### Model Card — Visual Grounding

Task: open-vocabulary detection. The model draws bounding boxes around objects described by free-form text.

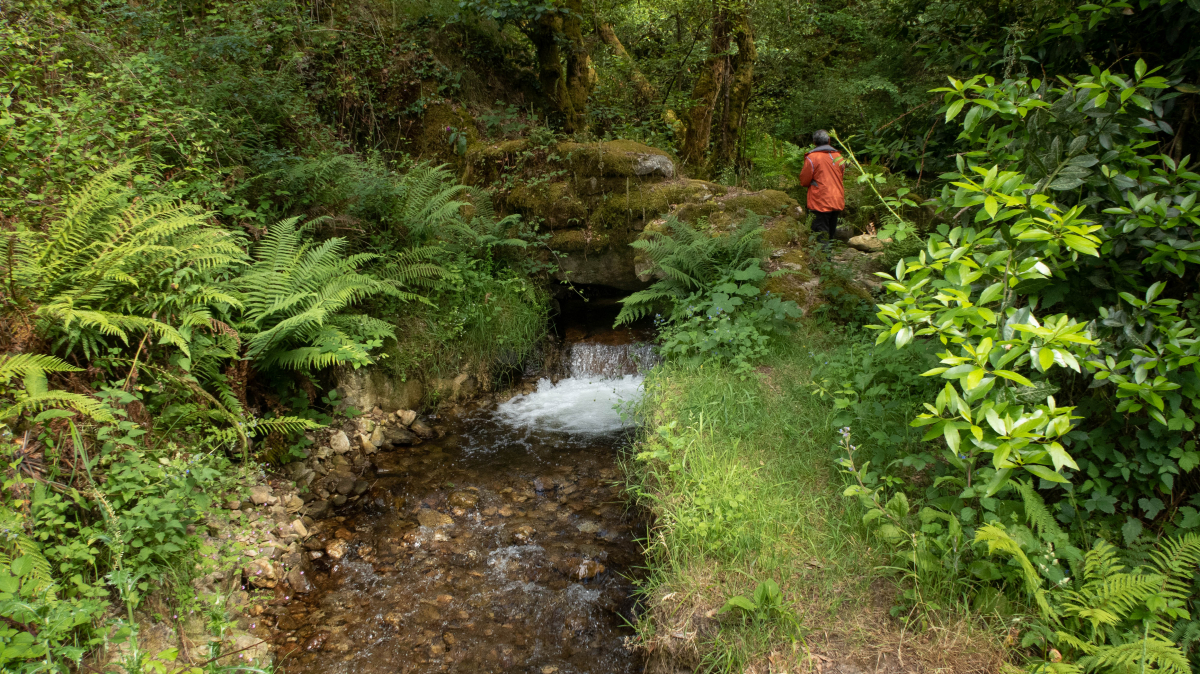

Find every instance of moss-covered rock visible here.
[508,181,588,229]
[558,140,676,179]
[414,103,478,164]
[455,132,806,291]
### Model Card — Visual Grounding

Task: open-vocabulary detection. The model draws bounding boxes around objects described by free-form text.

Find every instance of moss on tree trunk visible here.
[596,20,655,103]
[526,0,594,134]
[713,10,755,171]
[680,0,755,175]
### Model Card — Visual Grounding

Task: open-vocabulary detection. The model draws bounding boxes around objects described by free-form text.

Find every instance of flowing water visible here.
[271,340,656,674]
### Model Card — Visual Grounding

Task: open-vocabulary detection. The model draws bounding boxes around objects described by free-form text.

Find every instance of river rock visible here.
[533,476,558,492]
[410,419,435,439]
[512,525,536,544]
[369,426,385,447]
[848,233,888,253]
[245,558,281,588]
[290,519,308,537]
[325,539,348,561]
[384,425,418,446]
[220,634,271,666]
[335,477,355,495]
[397,409,417,426]
[248,485,273,506]
[553,556,605,580]
[418,509,453,528]
[285,495,304,513]
[304,631,330,651]
[332,494,347,506]
[330,431,351,454]
[359,434,375,452]
[287,567,313,594]
[448,491,479,509]
[304,500,330,518]
[374,454,407,475]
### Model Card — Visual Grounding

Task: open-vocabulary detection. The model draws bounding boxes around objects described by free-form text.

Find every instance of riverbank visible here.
[626,325,1009,673]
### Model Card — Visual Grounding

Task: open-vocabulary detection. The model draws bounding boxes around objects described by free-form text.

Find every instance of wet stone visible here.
[324,539,347,561]
[418,509,453,528]
[304,500,330,518]
[448,491,479,509]
[336,477,355,495]
[512,525,536,544]
[553,556,606,581]
[384,426,418,446]
[287,568,313,594]
[353,480,370,495]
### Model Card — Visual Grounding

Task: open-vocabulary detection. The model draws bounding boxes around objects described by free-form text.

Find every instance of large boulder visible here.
[335,368,423,414]
[463,139,800,290]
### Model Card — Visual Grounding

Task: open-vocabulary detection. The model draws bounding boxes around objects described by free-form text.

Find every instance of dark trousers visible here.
[811,210,841,246]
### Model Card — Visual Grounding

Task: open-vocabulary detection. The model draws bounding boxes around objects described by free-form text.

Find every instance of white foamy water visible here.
[494,375,643,435]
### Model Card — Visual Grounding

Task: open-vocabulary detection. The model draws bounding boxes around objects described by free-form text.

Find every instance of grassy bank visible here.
[626,324,1008,673]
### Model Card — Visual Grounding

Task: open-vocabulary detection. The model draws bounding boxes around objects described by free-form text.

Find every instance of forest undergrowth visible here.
[2,0,1198,672]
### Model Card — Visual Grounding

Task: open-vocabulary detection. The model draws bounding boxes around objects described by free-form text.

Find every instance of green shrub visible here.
[617,215,802,372]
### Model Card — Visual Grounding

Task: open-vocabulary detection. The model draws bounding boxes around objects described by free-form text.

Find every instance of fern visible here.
[0,353,80,384]
[0,353,113,422]
[273,156,468,244]
[5,162,246,360]
[615,214,768,325]
[237,217,402,372]
[392,163,471,242]
[994,534,1200,674]
[975,523,1054,619]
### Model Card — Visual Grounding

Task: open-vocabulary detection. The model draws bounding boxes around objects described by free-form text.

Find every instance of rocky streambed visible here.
[264,365,649,674]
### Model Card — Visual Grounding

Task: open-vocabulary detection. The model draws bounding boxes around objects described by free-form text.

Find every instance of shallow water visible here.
[272,361,649,674]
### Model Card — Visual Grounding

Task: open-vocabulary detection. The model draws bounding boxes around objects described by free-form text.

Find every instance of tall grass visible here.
[625,324,1008,672]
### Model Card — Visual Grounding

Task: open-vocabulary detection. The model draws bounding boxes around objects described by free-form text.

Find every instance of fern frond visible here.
[1,388,116,423]
[0,353,81,384]
[9,534,58,600]
[1077,639,1191,674]
[975,523,1053,618]
[11,163,245,360]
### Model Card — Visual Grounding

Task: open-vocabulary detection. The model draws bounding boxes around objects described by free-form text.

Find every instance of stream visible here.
[270,335,655,674]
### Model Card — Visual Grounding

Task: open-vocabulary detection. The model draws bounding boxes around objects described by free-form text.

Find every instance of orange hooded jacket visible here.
[799,146,846,212]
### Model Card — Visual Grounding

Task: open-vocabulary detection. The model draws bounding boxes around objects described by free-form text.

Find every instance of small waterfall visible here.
[567,341,660,378]
[494,341,659,435]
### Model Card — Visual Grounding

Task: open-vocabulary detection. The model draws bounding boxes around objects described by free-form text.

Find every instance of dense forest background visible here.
[2,0,1199,671]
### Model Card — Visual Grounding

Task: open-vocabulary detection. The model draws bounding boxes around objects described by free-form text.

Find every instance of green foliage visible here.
[0,354,112,423]
[826,53,1199,665]
[237,217,408,372]
[4,163,246,361]
[0,543,107,672]
[983,531,1200,674]
[617,215,801,371]
[718,579,805,639]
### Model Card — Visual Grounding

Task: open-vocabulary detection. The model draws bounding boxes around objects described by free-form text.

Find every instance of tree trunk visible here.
[713,10,755,170]
[529,14,568,122]
[679,0,754,174]
[680,3,729,169]
[596,20,656,103]
[561,0,595,133]
[526,0,594,134]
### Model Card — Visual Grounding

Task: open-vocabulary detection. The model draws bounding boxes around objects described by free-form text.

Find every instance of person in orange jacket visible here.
[798,129,845,251]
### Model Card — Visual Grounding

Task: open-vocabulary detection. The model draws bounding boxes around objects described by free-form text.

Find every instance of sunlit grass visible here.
[624,324,1008,672]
